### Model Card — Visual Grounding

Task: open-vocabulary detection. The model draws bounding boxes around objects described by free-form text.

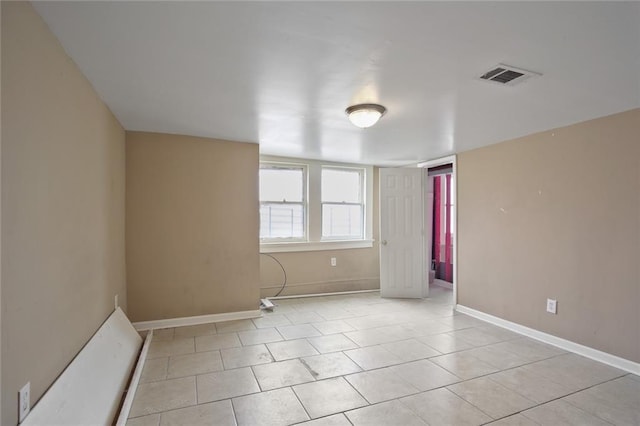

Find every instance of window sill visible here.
[260,239,375,253]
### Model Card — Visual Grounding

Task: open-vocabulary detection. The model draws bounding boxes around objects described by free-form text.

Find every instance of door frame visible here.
[417,155,457,305]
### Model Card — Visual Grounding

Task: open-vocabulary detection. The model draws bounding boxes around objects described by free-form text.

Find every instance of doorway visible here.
[378,156,457,305]
[419,156,456,305]
[430,165,454,282]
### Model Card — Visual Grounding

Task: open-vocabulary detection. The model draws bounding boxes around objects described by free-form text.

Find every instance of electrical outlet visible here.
[19,382,30,423]
[546,298,557,314]
[115,294,119,309]
[330,257,337,267]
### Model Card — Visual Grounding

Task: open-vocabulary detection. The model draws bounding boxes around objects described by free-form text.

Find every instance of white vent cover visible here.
[479,64,541,86]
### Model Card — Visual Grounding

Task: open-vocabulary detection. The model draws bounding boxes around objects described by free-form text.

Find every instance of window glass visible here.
[260,168,303,202]
[322,204,363,238]
[322,168,363,239]
[260,165,305,240]
[260,204,304,239]
[321,169,360,203]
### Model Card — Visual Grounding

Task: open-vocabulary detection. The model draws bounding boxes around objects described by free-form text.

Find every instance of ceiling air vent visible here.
[479,64,541,86]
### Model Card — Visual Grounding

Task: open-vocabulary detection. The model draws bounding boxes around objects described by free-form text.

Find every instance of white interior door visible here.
[379,168,426,298]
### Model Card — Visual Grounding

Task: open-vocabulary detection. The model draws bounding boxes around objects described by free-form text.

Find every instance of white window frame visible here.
[259,162,308,243]
[260,156,374,253]
[321,166,365,241]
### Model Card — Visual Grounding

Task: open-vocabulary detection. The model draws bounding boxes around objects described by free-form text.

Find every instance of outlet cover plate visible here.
[330,257,337,267]
[19,382,30,422]
[546,299,557,314]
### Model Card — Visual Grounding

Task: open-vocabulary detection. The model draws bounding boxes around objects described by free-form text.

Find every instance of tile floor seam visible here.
[198,375,263,406]
[487,339,567,360]
[193,366,200,408]
[261,339,279,365]
[476,373,628,426]
[546,374,632,416]
[525,359,627,389]
[431,349,583,391]
[273,326,286,342]
[234,363,461,404]
[219,351,229,370]
[445,352,620,423]
[460,349,555,372]
[160,357,169,382]
[446,386,514,422]
[437,334,523,353]
[559,397,619,426]
[248,364,264,393]
[348,371,425,405]
[289,384,313,422]
[229,397,240,426]
[301,337,316,353]
[519,402,617,426]
[340,373,377,407]
[309,323,322,335]
[342,333,360,348]
[133,398,220,421]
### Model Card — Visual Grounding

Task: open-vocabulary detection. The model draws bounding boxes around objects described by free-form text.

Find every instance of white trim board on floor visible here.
[456,304,640,375]
[23,308,142,425]
[132,309,262,331]
[269,289,379,300]
[116,330,153,425]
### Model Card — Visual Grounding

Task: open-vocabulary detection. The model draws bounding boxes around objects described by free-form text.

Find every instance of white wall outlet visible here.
[114,294,119,309]
[330,257,337,267]
[19,382,30,423]
[546,298,557,314]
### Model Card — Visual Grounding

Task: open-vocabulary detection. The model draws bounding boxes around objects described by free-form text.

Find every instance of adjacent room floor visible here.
[127,291,639,425]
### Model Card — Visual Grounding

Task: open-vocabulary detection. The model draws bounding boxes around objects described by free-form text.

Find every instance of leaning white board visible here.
[23,307,142,425]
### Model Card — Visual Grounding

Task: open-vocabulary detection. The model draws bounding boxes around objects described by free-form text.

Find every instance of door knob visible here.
[381,240,388,245]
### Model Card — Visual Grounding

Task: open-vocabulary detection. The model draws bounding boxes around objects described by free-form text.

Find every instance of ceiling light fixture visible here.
[345,103,387,128]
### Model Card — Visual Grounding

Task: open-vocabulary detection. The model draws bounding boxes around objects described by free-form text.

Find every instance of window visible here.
[321,167,364,239]
[259,164,306,241]
[260,157,373,252]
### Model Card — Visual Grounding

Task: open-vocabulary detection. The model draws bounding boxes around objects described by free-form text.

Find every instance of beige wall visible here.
[126,132,260,322]
[1,3,126,425]
[260,248,379,297]
[260,168,380,297]
[458,108,640,363]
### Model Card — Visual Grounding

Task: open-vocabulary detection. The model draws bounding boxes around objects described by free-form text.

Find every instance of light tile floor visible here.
[128,287,640,425]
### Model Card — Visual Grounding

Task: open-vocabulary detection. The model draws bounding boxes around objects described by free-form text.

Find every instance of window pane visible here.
[260,168,303,202]
[322,204,362,238]
[322,169,360,203]
[260,203,304,239]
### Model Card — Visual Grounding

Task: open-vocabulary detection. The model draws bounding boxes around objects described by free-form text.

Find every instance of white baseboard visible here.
[270,289,379,300]
[455,304,640,375]
[116,329,153,425]
[132,309,262,331]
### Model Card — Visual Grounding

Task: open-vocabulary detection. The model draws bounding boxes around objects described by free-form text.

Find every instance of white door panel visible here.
[379,168,425,298]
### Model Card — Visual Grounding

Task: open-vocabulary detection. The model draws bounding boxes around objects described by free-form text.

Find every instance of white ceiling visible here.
[33,1,640,166]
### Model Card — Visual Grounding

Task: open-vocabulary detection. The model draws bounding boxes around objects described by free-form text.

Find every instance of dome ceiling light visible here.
[345,103,387,128]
